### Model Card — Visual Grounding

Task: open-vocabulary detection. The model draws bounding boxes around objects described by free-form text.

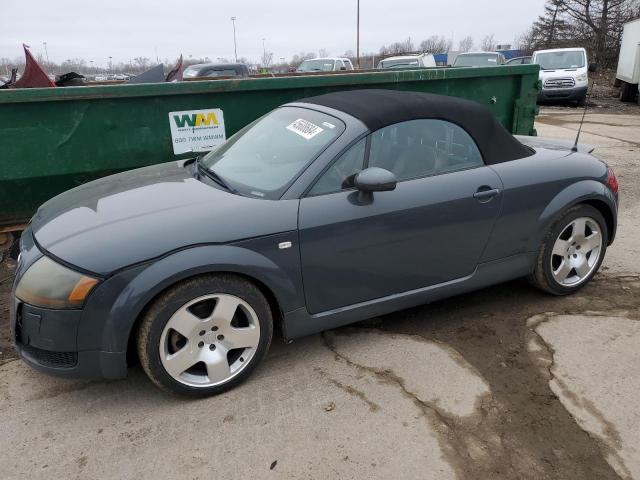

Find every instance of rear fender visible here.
[532,180,617,251]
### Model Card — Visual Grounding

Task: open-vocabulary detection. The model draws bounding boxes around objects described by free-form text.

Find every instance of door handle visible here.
[473,188,500,202]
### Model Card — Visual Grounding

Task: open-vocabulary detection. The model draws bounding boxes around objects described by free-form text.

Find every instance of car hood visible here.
[31,161,298,275]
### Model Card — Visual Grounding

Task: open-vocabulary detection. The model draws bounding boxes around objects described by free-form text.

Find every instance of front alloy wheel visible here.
[160,294,261,387]
[137,274,273,396]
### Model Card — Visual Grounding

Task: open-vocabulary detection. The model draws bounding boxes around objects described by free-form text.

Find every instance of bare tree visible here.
[480,34,497,51]
[261,51,274,67]
[318,48,330,58]
[291,52,316,66]
[458,36,474,52]
[379,37,414,56]
[419,35,453,53]
[560,0,635,66]
[524,0,640,67]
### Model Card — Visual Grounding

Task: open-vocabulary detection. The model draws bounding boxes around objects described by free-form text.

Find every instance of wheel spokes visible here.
[166,306,203,338]
[164,346,199,378]
[552,238,570,257]
[224,325,260,350]
[572,218,587,243]
[581,231,602,254]
[211,295,241,325]
[204,350,231,383]
[553,259,573,283]
[575,259,591,278]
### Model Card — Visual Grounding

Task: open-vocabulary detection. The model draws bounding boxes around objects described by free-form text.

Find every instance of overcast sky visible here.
[2,0,545,66]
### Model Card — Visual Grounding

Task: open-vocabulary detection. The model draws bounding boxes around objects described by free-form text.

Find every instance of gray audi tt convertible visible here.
[11,90,618,396]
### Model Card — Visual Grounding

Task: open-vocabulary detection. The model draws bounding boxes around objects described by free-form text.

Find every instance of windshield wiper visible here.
[196,156,236,193]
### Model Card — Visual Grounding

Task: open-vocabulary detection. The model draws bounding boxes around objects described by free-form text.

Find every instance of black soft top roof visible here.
[299,89,533,164]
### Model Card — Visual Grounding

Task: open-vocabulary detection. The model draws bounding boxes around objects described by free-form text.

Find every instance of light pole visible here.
[108,56,113,73]
[43,41,50,64]
[356,0,360,69]
[262,38,266,65]
[90,60,94,73]
[230,17,238,62]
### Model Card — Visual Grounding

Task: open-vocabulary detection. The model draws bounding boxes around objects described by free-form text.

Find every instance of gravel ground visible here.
[1,106,639,480]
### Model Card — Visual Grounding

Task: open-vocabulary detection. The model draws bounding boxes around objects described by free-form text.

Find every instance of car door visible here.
[298,119,503,314]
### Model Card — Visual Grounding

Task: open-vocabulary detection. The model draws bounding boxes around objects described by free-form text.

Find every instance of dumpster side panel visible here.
[0,65,539,226]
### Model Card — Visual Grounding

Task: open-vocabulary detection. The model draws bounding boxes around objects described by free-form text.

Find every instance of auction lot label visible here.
[169,108,226,154]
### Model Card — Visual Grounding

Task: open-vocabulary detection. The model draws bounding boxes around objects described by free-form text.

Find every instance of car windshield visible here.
[183,66,200,78]
[297,59,335,72]
[535,51,585,70]
[200,107,344,199]
[454,54,499,67]
[379,58,419,68]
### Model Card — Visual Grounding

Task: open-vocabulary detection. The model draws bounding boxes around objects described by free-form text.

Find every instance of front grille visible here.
[21,344,77,368]
[544,77,575,89]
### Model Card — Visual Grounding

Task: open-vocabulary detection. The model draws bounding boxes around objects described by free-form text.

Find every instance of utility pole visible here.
[356,0,360,69]
[108,56,113,73]
[231,17,238,62]
[262,38,266,65]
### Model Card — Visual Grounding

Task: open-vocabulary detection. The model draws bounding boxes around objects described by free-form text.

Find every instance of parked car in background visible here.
[453,52,506,67]
[532,47,594,106]
[505,56,532,65]
[377,53,436,69]
[296,58,354,72]
[183,63,250,79]
[616,18,640,103]
[11,89,618,397]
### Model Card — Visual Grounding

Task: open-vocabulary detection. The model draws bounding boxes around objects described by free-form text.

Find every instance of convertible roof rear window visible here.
[299,89,533,165]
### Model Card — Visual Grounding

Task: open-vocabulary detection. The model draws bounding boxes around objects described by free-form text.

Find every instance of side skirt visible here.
[282,252,537,340]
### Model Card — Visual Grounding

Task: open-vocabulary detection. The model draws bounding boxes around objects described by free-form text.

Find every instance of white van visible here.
[532,47,593,106]
[377,53,436,69]
[616,18,640,103]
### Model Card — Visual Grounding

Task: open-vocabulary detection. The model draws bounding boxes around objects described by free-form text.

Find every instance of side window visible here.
[334,59,344,70]
[308,138,366,196]
[368,119,483,181]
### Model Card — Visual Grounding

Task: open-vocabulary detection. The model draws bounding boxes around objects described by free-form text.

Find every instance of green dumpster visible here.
[0,65,540,231]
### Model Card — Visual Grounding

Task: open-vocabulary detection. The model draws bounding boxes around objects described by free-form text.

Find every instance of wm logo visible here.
[173,112,219,128]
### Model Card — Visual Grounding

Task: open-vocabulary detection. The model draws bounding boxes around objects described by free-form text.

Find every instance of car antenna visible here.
[571,81,596,153]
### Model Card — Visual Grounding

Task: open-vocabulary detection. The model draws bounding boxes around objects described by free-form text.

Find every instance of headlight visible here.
[15,256,99,309]
[576,73,588,82]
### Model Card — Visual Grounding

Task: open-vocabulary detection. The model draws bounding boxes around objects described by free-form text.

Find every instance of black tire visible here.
[529,204,608,295]
[137,274,273,397]
[619,82,637,102]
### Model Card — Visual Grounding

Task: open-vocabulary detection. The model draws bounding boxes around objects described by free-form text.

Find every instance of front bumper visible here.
[10,226,128,380]
[10,297,128,379]
[538,85,587,102]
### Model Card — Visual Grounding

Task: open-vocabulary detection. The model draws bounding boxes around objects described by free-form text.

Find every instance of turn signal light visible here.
[606,167,618,196]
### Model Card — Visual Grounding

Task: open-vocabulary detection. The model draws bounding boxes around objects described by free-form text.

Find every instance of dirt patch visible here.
[341,274,640,479]
[0,259,17,366]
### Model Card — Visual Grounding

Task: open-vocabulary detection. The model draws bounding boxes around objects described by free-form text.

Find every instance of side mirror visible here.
[354,167,397,192]
[588,63,597,73]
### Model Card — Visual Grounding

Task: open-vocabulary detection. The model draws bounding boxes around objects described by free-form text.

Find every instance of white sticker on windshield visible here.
[322,121,336,129]
[286,118,324,140]
[488,58,497,62]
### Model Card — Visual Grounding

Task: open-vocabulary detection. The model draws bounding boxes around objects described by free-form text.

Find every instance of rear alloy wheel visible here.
[529,204,607,295]
[137,275,273,396]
